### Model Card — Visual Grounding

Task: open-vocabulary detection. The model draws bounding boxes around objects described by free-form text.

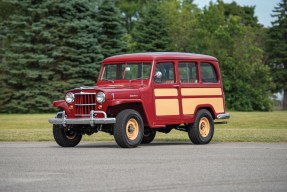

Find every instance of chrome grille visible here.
[74,93,96,116]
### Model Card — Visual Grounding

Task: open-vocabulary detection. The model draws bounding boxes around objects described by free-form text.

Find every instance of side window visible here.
[154,62,175,84]
[201,63,218,83]
[179,62,198,83]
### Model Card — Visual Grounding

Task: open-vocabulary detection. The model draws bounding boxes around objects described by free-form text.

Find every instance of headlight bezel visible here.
[65,92,75,104]
[96,92,106,103]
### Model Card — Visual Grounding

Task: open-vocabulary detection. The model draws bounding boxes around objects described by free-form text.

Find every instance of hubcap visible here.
[126,118,139,140]
[199,117,210,138]
[64,128,77,140]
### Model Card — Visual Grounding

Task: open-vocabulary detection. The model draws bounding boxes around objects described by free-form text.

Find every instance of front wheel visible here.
[53,124,82,147]
[187,109,214,144]
[114,109,144,148]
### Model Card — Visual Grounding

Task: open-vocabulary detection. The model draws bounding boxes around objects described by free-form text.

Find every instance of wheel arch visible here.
[194,104,216,120]
[107,102,149,126]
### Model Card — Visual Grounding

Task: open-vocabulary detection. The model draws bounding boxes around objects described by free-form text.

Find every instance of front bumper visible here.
[216,113,230,119]
[48,111,116,127]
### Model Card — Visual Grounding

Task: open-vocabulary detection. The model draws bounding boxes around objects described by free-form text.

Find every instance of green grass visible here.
[0,112,286,142]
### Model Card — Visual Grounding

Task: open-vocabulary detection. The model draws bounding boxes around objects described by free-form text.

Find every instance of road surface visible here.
[0,142,286,192]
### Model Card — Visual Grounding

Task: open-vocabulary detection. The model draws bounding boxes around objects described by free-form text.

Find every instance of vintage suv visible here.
[49,52,229,148]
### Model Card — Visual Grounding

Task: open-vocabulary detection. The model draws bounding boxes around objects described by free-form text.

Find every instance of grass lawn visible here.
[0,111,286,142]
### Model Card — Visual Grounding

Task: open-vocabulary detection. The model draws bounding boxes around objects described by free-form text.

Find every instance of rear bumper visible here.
[48,111,116,127]
[216,113,230,119]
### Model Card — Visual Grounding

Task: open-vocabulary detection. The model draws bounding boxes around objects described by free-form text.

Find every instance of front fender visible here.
[53,100,70,115]
[53,100,68,108]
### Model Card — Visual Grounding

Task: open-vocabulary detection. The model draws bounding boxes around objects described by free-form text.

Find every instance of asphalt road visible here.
[0,142,286,192]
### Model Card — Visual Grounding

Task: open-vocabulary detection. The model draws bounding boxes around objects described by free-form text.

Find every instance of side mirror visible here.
[154,71,162,79]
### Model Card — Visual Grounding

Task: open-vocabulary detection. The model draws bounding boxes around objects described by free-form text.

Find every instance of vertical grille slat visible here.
[74,93,97,116]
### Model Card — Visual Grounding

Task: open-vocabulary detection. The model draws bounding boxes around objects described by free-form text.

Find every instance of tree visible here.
[132,1,171,52]
[116,0,151,33]
[160,0,200,52]
[0,0,102,113]
[97,0,127,58]
[222,1,260,27]
[266,0,287,110]
[198,1,273,111]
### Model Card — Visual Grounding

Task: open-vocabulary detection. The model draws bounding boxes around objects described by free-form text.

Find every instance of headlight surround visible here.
[65,92,75,104]
[96,92,106,103]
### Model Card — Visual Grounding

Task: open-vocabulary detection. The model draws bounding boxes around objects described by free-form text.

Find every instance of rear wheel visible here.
[187,109,214,144]
[114,109,144,148]
[141,129,156,144]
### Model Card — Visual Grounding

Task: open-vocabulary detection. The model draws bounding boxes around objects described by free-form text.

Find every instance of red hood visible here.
[67,86,141,100]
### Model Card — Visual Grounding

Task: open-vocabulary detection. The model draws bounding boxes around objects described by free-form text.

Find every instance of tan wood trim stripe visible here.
[182,98,224,114]
[154,88,178,96]
[155,99,179,115]
[181,88,222,96]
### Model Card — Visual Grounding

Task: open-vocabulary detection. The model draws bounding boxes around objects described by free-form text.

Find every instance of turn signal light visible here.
[68,105,74,111]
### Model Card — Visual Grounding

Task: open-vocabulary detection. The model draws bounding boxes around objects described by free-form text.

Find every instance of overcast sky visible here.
[193,0,281,27]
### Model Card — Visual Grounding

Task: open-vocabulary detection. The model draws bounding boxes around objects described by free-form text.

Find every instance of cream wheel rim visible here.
[199,117,210,138]
[126,118,139,140]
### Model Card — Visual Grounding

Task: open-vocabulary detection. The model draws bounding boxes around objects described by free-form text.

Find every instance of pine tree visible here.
[0,0,102,113]
[97,0,127,58]
[132,1,171,52]
[267,0,287,110]
[116,0,152,33]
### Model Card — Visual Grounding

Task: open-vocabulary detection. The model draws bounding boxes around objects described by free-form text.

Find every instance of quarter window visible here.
[201,63,218,83]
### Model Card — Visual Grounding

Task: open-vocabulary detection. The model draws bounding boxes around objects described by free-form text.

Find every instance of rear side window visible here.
[178,62,198,83]
[201,63,218,83]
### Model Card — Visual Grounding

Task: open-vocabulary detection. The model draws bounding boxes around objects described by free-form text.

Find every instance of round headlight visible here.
[96,92,106,103]
[65,92,75,104]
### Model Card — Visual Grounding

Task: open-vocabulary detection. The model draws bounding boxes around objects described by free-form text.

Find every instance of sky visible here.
[193,0,281,27]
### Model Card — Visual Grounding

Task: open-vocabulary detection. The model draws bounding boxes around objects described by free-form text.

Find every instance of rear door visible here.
[179,61,224,122]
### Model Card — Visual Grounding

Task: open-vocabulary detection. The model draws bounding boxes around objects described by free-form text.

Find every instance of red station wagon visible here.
[49,52,230,148]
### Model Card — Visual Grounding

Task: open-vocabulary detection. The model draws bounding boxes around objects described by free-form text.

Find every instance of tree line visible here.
[0,0,286,113]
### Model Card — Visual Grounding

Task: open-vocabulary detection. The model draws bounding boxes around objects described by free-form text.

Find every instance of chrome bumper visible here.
[48,111,116,127]
[216,113,230,119]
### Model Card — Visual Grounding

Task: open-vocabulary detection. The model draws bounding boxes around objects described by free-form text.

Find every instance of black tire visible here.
[53,124,82,147]
[187,109,214,144]
[141,128,156,144]
[114,109,144,148]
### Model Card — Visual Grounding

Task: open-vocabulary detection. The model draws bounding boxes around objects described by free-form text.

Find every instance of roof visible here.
[102,52,218,63]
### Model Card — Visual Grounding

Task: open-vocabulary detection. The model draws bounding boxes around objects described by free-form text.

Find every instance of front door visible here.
[153,61,181,124]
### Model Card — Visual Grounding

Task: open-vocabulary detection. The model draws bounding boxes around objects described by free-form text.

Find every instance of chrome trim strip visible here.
[75,103,97,106]
[75,86,96,90]
[216,113,230,119]
[74,92,97,95]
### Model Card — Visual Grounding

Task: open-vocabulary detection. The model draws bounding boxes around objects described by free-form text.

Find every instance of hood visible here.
[68,86,141,100]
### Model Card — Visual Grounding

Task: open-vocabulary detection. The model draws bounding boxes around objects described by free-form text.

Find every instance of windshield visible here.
[101,63,152,81]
